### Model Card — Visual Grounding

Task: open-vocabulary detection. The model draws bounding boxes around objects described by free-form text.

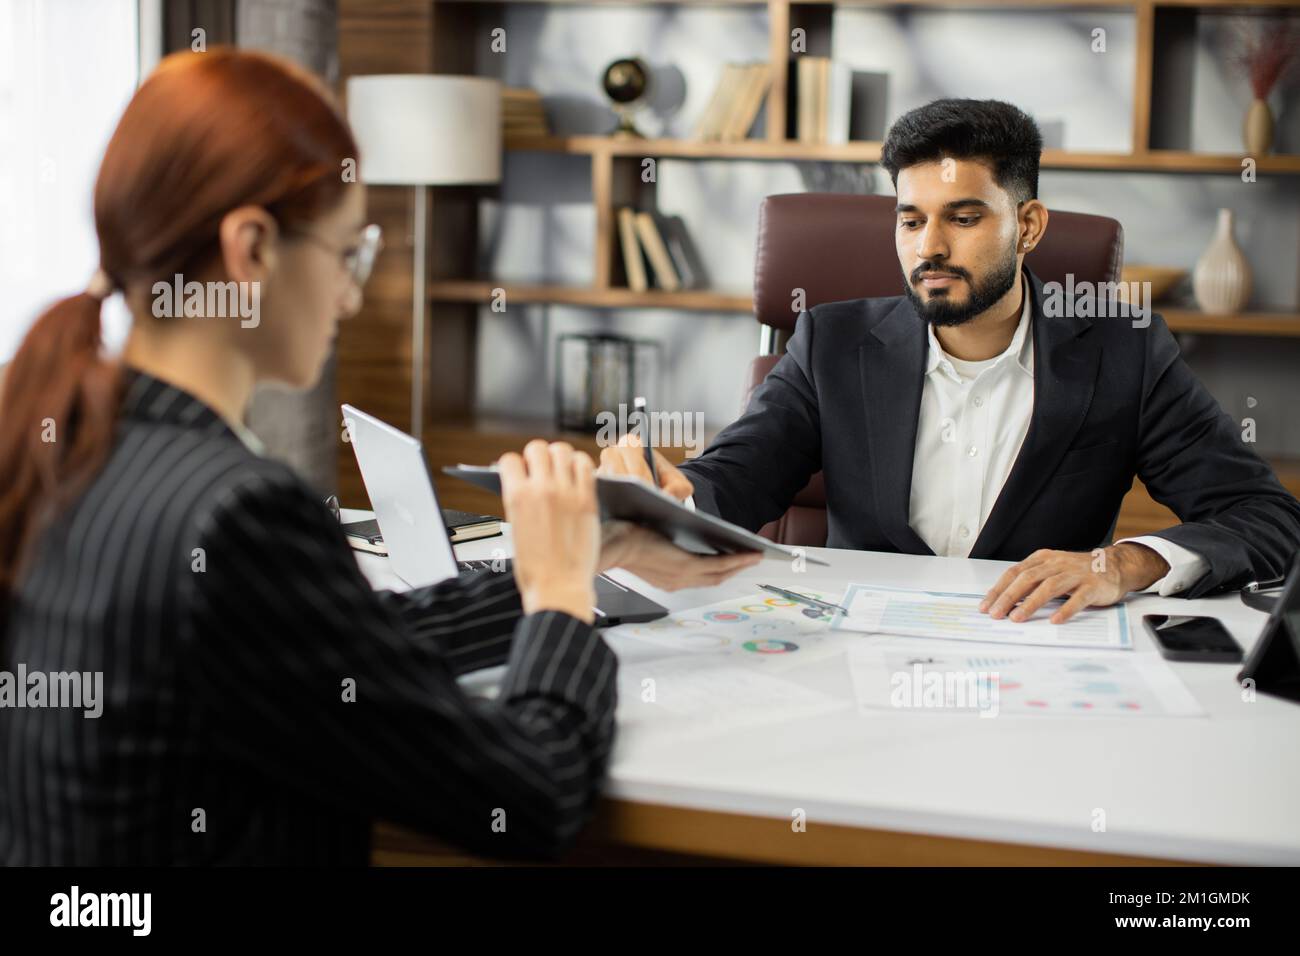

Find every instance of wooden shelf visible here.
[507,135,1300,174]
[1162,308,1300,336]
[508,134,883,162]
[428,280,754,313]
[430,281,1300,335]
[1048,150,1300,174]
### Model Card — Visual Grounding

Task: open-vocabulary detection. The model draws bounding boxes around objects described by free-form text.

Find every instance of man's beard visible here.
[902,248,1019,328]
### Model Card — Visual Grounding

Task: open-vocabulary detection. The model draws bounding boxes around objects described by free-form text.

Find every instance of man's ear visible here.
[218,206,279,286]
[1019,199,1049,253]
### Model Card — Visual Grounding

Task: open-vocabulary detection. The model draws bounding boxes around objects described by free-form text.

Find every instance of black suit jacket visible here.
[680,270,1300,598]
[1,370,616,865]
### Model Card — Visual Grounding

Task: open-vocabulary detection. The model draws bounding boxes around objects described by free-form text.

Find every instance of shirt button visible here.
[967,445,978,457]
[959,525,971,538]
[973,396,984,407]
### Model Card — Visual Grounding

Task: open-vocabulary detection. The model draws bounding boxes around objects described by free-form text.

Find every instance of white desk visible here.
[347,513,1299,865]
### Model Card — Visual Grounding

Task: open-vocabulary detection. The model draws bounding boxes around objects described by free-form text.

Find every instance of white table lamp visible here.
[347,74,502,436]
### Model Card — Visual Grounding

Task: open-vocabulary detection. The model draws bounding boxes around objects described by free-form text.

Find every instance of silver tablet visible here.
[444,465,829,567]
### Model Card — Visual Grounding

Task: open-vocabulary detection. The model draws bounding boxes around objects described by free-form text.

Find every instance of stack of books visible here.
[616,209,705,293]
[791,57,852,145]
[691,62,773,142]
[502,87,549,139]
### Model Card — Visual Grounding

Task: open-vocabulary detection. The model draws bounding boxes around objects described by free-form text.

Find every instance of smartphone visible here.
[1143,614,1243,663]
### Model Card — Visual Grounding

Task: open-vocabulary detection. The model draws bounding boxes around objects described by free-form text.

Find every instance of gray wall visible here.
[237,0,340,493]
[471,4,1299,458]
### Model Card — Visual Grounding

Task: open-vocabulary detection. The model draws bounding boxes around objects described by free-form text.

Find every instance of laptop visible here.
[341,404,667,627]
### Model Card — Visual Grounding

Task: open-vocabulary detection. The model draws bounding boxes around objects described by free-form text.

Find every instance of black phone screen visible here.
[1143,615,1243,662]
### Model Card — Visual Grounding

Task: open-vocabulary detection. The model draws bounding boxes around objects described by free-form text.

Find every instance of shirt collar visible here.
[227,418,267,456]
[120,367,264,455]
[924,273,1034,380]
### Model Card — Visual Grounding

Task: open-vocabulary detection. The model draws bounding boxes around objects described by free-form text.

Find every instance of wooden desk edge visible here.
[372,799,1203,866]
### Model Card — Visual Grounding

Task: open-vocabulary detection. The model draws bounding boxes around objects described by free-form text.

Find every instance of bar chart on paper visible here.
[831,584,1131,650]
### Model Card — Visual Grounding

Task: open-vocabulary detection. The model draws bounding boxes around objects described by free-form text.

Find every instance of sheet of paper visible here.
[846,643,1202,718]
[617,654,850,738]
[830,583,1131,650]
[605,591,849,671]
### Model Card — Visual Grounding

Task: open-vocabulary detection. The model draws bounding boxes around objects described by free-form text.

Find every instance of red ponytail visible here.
[0,292,120,600]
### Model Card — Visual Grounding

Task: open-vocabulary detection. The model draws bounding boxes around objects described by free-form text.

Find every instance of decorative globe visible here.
[603,58,647,104]
[602,57,649,137]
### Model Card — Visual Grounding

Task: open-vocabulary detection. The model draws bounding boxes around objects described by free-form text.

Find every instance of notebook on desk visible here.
[442,509,502,543]
[342,509,501,555]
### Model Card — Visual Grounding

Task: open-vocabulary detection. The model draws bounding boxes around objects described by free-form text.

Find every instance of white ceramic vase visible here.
[1192,208,1252,315]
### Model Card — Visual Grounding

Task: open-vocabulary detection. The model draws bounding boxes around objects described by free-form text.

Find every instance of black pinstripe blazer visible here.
[1,369,617,865]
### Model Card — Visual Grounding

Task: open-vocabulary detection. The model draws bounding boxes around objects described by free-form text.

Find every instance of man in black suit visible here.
[601,99,1300,624]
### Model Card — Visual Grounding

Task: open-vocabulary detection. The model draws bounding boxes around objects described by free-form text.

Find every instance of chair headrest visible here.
[753,192,1124,331]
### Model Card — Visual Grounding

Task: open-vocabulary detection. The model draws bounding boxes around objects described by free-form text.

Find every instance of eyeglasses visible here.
[290,223,383,288]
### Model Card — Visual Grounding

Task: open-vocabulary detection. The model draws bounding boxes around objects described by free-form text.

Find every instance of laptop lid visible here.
[341,404,458,588]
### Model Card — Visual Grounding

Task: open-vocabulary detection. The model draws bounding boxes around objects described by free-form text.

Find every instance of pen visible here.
[758,583,849,618]
[633,395,659,488]
[1243,577,1285,592]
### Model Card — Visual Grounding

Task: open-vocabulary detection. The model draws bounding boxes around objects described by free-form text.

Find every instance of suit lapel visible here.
[859,297,934,555]
[970,270,1102,559]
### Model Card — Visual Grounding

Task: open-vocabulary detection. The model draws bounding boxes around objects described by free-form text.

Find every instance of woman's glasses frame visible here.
[288,222,383,289]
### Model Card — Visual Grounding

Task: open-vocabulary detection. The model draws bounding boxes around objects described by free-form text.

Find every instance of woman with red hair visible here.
[0,49,756,865]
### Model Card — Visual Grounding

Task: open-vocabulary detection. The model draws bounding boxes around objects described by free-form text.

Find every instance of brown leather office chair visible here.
[747,192,1125,546]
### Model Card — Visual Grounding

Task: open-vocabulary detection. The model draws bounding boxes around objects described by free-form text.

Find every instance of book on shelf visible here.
[617,208,702,292]
[692,63,739,141]
[634,211,681,292]
[693,61,772,142]
[721,63,772,142]
[617,207,649,292]
[791,56,852,146]
[655,213,707,290]
[794,56,814,143]
[824,61,852,145]
[502,86,549,138]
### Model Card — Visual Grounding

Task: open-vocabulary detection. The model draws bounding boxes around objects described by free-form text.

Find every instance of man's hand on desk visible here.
[598,520,761,591]
[979,543,1171,625]
[598,433,694,501]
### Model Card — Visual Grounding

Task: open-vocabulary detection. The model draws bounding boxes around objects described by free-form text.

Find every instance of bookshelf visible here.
[337,0,1300,515]
[427,280,1300,338]
[506,133,1300,172]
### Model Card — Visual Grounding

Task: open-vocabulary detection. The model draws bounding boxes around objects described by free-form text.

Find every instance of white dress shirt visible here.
[687,275,1209,595]
[908,275,1207,595]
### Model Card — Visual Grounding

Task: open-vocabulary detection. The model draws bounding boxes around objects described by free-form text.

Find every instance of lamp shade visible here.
[346,75,502,185]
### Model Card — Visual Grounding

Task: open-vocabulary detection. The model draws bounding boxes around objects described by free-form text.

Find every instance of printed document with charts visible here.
[830,583,1131,650]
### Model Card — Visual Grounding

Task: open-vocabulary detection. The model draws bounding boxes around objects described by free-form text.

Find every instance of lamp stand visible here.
[411,183,427,439]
